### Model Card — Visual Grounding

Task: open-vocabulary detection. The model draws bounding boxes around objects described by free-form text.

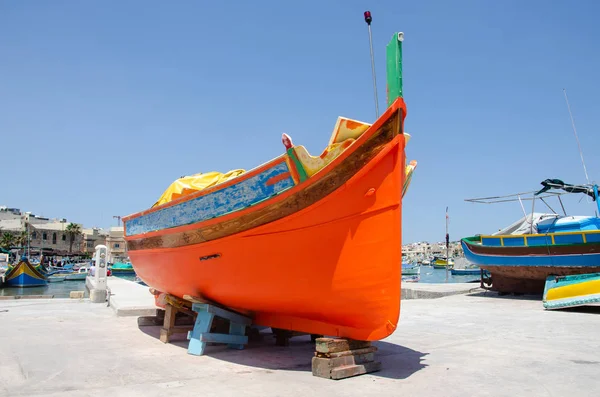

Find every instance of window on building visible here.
[114,243,120,248]
[32,232,37,239]
[62,234,66,241]
[52,233,57,244]
[87,241,93,248]
[43,233,47,240]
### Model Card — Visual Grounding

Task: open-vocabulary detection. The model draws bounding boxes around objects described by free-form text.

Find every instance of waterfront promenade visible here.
[0,288,598,396]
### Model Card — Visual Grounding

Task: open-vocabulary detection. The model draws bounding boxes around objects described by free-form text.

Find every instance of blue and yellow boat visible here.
[4,256,48,287]
[543,273,600,310]
[462,179,600,294]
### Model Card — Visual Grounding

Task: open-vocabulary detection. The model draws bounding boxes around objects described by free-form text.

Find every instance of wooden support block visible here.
[312,356,381,380]
[330,361,382,380]
[315,346,377,358]
[191,303,252,326]
[187,310,215,356]
[69,291,84,299]
[315,338,371,354]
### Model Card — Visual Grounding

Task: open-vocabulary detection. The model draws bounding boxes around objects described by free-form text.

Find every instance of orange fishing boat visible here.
[123,30,416,341]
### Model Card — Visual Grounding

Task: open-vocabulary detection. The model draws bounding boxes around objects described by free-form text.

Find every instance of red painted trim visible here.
[265,172,291,186]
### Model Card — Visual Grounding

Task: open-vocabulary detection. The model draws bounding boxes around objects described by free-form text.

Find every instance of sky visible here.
[2,0,600,243]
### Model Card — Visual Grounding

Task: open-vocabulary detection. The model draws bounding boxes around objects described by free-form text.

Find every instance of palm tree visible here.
[14,230,28,248]
[0,232,15,250]
[65,223,82,253]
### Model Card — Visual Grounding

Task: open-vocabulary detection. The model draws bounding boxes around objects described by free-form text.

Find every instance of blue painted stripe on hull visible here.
[554,233,584,245]
[586,233,600,243]
[461,241,600,267]
[527,236,551,246]
[125,162,295,236]
[481,237,501,246]
[503,237,525,246]
[5,272,47,287]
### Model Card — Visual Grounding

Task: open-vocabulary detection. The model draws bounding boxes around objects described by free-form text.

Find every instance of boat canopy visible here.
[492,213,558,235]
[492,213,600,235]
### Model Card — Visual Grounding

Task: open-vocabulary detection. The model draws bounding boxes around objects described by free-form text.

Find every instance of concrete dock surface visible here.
[1,291,599,397]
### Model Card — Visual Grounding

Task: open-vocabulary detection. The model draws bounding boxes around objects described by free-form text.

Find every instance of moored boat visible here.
[4,256,48,287]
[462,180,600,294]
[402,262,421,276]
[123,30,417,341]
[110,262,136,275]
[432,256,454,269]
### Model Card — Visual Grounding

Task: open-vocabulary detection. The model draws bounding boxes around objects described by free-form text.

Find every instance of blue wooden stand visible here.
[187,303,252,356]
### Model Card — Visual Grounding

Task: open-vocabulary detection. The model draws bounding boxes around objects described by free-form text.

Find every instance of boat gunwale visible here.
[124,98,406,239]
[122,156,288,223]
[126,133,404,252]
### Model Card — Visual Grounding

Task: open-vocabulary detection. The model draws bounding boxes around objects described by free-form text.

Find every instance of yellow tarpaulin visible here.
[153,169,246,207]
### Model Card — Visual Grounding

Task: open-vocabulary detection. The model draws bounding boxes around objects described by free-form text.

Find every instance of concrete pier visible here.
[86,276,156,317]
[1,291,598,396]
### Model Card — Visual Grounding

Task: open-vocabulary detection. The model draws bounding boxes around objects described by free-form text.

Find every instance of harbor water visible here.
[0,269,474,298]
[406,265,482,284]
[0,274,139,298]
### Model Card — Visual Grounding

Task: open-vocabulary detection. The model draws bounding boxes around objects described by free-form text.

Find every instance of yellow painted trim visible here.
[524,235,528,247]
[583,233,587,243]
[500,237,504,247]
[551,234,555,244]
[546,279,600,301]
[480,229,600,240]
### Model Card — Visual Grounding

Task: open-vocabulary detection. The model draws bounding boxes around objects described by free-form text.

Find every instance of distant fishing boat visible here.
[110,262,136,275]
[432,256,454,269]
[3,256,47,287]
[123,29,418,341]
[462,179,600,294]
[402,262,420,276]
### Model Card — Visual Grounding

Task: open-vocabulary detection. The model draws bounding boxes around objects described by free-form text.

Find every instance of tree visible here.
[14,230,28,248]
[0,232,15,250]
[65,223,82,253]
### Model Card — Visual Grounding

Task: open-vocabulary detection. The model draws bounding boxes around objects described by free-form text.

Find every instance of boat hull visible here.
[128,133,405,341]
[4,260,47,287]
[543,273,600,310]
[462,238,600,294]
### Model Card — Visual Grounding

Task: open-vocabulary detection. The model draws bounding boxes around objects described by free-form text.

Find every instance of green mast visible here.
[386,32,404,106]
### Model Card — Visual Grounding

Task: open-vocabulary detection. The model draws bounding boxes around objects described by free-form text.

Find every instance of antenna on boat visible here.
[563,88,591,186]
[364,11,380,119]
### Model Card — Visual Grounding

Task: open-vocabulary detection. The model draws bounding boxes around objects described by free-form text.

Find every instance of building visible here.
[29,221,84,255]
[81,228,108,254]
[0,208,85,256]
[105,226,127,263]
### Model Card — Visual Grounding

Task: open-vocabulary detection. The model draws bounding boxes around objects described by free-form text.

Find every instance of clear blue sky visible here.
[2,1,600,243]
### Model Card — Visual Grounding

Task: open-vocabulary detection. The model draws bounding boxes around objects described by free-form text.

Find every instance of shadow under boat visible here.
[136,323,427,380]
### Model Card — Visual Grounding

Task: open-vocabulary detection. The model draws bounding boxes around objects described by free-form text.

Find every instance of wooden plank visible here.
[330,361,381,380]
[192,303,252,326]
[199,333,248,345]
[312,353,375,368]
[315,338,371,354]
[187,311,214,356]
[315,346,377,358]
